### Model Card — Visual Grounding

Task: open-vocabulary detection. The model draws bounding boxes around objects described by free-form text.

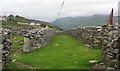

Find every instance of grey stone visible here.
[113,49,119,54]
[106,67,116,71]
[23,28,55,52]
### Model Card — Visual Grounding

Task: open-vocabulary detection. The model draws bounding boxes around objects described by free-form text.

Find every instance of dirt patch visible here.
[15,61,37,70]
[90,64,107,71]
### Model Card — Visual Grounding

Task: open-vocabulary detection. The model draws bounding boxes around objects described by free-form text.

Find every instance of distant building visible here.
[36,23,41,26]
[0,16,7,21]
[30,23,35,25]
[17,22,29,25]
[45,25,49,28]
[2,16,7,21]
[30,22,41,26]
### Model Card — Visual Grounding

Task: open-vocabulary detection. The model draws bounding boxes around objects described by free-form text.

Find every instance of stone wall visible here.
[102,24,120,69]
[66,24,120,69]
[23,27,55,52]
[3,26,35,36]
[66,26,102,48]
[0,25,2,71]
[1,23,120,69]
[0,29,12,70]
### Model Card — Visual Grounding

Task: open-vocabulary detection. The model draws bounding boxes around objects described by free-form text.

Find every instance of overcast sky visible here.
[0,0,119,22]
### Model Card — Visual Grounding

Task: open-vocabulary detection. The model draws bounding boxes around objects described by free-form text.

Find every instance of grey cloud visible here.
[0,0,119,22]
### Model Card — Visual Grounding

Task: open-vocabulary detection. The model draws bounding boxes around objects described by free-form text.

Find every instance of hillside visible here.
[52,15,118,30]
[1,15,59,29]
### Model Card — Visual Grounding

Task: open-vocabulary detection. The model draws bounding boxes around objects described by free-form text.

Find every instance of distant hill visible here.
[52,15,118,30]
[2,15,60,29]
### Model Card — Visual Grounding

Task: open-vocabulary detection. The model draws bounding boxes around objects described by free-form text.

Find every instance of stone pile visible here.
[66,26,102,48]
[23,27,55,52]
[102,24,120,69]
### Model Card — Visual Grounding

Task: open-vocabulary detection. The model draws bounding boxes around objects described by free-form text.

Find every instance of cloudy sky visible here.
[0,0,119,22]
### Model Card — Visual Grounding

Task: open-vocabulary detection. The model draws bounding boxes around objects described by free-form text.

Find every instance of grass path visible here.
[9,35,102,69]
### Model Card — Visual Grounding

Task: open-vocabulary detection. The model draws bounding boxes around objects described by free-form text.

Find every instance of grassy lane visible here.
[8,35,102,69]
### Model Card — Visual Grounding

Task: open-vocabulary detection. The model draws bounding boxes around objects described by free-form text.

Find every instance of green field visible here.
[7,35,102,69]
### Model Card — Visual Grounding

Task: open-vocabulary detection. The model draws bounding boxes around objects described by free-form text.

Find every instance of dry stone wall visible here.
[102,24,120,69]
[3,26,35,36]
[66,24,120,69]
[0,29,12,70]
[23,27,55,52]
[0,25,2,71]
[0,23,120,70]
[66,26,102,48]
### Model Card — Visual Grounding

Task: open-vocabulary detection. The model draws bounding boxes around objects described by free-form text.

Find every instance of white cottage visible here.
[30,23,35,25]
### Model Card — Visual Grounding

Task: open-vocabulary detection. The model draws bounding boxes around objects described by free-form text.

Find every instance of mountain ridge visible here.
[52,15,118,30]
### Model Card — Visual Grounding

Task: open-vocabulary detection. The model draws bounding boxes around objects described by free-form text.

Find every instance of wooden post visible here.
[107,8,114,26]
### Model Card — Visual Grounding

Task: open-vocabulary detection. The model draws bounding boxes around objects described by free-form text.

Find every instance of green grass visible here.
[10,35,102,69]
[1,21,30,27]
[5,62,19,69]
[10,35,24,52]
[4,63,30,71]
